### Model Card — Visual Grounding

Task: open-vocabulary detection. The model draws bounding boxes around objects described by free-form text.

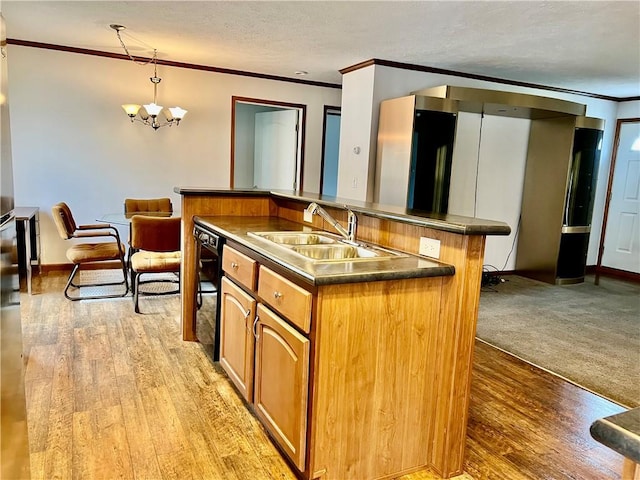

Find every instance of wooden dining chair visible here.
[51,202,129,301]
[129,215,181,313]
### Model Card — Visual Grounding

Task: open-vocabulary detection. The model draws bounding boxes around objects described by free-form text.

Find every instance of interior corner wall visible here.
[7,45,341,265]
[339,63,621,269]
[617,100,640,119]
[336,66,375,201]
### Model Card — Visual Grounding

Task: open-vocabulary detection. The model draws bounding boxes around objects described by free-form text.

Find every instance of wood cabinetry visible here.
[254,303,310,471]
[220,246,312,472]
[219,277,256,402]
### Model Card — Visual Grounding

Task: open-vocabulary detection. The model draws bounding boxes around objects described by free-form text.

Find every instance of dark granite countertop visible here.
[194,215,455,287]
[176,187,511,236]
[590,407,640,464]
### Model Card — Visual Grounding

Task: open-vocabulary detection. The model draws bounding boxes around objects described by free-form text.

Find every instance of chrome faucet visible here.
[305,202,358,244]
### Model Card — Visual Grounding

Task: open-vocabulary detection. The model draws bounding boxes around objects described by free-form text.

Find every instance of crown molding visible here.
[340,58,638,103]
[6,38,342,90]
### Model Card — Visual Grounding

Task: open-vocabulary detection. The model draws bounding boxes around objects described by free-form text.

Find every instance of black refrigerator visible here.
[516,115,604,285]
[556,123,604,282]
[1,12,31,478]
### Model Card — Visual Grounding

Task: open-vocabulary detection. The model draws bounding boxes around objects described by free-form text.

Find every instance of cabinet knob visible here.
[231,262,238,270]
[273,291,283,300]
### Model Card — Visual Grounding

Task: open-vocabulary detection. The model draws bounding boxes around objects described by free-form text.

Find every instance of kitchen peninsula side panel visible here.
[179,192,273,340]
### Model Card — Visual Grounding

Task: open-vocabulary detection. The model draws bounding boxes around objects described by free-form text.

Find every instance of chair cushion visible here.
[125,198,173,214]
[66,242,125,263]
[131,250,181,273]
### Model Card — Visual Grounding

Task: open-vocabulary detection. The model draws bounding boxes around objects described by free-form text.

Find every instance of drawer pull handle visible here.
[231,262,239,270]
[273,291,283,300]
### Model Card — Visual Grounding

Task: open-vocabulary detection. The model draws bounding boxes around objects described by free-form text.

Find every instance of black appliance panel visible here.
[194,223,225,363]
[407,110,457,214]
[564,127,603,227]
[557,232,590,281]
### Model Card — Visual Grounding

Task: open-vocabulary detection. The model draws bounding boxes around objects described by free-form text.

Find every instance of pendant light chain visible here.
[112,25,154,66]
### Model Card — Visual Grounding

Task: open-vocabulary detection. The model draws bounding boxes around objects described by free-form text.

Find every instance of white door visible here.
[602,121,640,273]
[254,110,299,190]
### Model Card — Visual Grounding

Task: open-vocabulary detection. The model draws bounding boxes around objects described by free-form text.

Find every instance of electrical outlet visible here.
[419,237,441,259]
[303,210,314,223]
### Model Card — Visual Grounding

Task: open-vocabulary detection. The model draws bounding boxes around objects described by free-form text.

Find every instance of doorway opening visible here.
[231,97,306,191]
[320,106,341,197]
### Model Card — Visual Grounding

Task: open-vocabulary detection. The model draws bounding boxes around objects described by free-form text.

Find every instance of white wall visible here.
[7,45,341,265]
[338,63,622,268]
[617,100,640,119]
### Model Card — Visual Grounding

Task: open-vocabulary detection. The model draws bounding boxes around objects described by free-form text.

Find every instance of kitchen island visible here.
[175,188,509,480]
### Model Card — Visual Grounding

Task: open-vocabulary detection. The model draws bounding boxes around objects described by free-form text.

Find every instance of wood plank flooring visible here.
[20,272,626,480]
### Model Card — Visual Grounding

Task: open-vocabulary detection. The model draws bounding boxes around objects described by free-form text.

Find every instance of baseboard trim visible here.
[593,266,640,284]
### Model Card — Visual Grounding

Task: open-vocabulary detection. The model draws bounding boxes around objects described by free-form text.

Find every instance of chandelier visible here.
[111,24,187,130]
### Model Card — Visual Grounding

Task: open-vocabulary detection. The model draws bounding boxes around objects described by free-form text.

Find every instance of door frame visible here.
[320,105,341,195]
[230,96,307,190]
[595,117,640,284]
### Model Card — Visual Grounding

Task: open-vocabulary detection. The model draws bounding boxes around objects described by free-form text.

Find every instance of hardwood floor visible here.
[20,272,626,480]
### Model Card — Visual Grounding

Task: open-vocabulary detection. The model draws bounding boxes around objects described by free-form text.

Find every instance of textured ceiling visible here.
[2,1,639,98]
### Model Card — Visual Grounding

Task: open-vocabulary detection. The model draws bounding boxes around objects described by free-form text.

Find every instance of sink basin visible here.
[248,231,407,262]
[248,231,339,245]
[290,244,376,260]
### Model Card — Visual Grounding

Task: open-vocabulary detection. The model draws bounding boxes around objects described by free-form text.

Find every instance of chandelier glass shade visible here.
[112,24,187,131]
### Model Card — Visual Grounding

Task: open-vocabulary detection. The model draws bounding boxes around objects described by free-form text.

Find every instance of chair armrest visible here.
[73,231,117,239]
[73,224,124,245]
[78,223,112,230]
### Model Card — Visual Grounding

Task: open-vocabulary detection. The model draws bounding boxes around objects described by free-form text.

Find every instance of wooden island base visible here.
[176,189,509,479]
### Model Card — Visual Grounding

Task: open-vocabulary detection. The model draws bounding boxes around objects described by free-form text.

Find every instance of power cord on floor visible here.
[482,264,507,290]
[482,216,521,291]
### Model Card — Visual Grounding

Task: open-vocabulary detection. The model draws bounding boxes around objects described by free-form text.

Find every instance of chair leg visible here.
[134,272,141,313]
[120,251,130,294]
[63,257,129,301]
[64,264,82,301]
[132,270,181,314]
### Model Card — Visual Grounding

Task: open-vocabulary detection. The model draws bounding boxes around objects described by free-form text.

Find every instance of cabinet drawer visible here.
[258,266,312,334]
[222,245,257,291]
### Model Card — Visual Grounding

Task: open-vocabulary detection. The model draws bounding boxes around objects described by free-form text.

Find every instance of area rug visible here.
[476,274,640,408]
[70,269,180,298]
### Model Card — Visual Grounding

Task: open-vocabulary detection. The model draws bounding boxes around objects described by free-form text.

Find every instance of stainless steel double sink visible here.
[247,231,407,262]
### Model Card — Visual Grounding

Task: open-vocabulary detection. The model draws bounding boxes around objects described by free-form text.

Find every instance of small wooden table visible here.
[14,207,39,295]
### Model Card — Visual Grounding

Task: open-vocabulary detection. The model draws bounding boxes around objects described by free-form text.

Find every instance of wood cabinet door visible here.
[254,303,310,471]
[219,277,257,402]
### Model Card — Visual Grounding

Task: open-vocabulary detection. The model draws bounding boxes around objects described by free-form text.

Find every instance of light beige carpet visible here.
[477,274,640,408]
